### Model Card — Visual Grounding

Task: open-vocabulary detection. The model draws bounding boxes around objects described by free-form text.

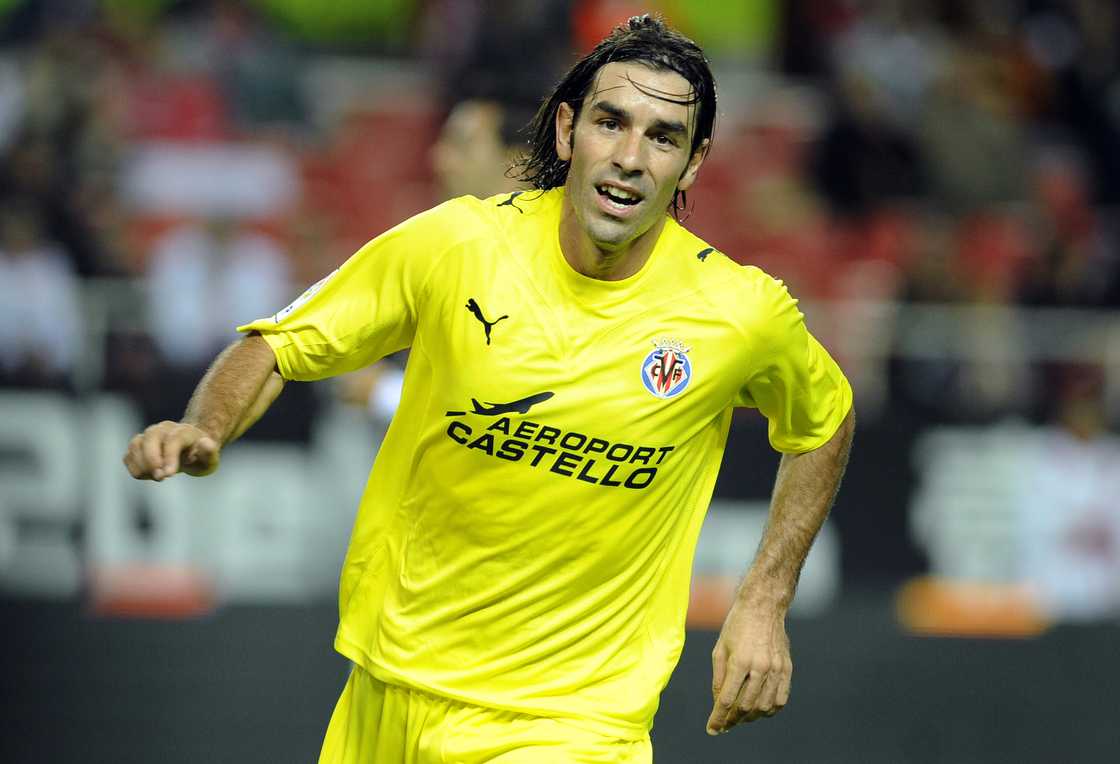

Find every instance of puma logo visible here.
[497,191,525,212]
[466,298,509,346]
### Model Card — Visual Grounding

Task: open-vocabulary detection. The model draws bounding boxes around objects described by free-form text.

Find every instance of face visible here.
[556,61,707,255]
[431,100,514,200]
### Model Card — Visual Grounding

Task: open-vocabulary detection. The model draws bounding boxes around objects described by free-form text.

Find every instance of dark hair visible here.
[515,14,716,218]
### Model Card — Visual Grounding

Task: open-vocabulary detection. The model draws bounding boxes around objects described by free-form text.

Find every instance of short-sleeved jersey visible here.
[240,188,852,740]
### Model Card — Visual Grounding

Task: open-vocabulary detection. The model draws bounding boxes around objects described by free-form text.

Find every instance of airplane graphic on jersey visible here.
[446,391,554,417]
[466,298,508,345]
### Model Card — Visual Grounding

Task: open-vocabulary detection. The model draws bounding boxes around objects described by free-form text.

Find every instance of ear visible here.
[676,138,710,193]
[555,102,575,162]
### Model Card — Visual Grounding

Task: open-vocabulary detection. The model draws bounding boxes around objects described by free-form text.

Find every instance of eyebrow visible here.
[590,100,689,137]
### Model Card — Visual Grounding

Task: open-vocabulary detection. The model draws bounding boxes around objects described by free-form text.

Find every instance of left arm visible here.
[706,406,855,734]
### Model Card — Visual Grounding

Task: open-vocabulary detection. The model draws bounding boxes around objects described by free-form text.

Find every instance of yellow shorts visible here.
[318,666,652,764]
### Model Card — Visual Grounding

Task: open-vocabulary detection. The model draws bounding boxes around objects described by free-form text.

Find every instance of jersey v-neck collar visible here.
[545,189,677,306]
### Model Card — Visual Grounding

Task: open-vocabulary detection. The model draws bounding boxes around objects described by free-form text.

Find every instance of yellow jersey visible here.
[241,189,852,739]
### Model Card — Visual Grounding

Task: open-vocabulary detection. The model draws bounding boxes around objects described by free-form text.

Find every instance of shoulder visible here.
[400,190,559,247]
[669,223,787,302]
[669,222,799,333]
[399,195,496,244]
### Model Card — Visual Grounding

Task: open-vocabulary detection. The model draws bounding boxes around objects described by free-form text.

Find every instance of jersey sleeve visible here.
[238,199,479,381]
[733,272,853,453]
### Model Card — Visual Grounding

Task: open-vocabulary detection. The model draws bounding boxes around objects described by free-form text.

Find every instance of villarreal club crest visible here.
[641,338,693,399]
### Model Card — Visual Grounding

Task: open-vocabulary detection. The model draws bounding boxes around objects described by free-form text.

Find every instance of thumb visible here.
[706,699,725,736]
[184,437,220,475]
[706,705,724,736]
[707,647,728,735]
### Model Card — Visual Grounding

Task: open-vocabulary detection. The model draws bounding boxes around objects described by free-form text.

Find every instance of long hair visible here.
[515,15,716,218]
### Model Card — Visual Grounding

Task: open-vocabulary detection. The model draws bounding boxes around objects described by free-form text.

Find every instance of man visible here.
[431,98,533,201]
[123,16,854,763]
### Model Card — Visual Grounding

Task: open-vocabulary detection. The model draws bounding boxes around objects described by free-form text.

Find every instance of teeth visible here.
[598,185,639,203]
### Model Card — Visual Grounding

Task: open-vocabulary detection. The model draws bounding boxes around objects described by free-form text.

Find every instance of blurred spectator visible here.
[0,198,81,388]
[811,69,928,219]
[145,217,291,368]
[1029,0,1120,204]
[160,1,307,134]
[1019,147,1120,308]
[1022,364,1120,621]
[427,0,570,106]
[430,98,531,201]
[778,0,859,78]
[0,128,122,277]
[0,21,129,277]
[828,1,946,131]
[889,210,964,420]
[889,209,1030,421]
[917,46,1029,212]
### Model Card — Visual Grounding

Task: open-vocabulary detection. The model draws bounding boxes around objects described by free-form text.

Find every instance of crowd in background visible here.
[1,0,1118,431]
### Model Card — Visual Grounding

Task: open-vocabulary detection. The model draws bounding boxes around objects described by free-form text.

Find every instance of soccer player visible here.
[123,16,854,763]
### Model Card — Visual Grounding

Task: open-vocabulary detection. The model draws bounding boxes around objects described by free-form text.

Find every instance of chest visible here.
[416,254,745,439]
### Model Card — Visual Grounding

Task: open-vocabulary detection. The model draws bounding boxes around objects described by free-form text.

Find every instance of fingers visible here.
[745,655,792,721]
[122,422,212,481]
[707,654,793,734]
[160,430,187,477]
[735,661,769,722]
[707,651,746,735]
[775,658,792,710]
[124,435,144,478]
[140,427,166,479]
[744,667,783,722]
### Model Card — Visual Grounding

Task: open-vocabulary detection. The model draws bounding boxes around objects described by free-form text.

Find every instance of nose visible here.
[612,130,644,177]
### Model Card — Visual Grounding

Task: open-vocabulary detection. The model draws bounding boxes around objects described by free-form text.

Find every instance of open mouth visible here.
[596,184,642,207]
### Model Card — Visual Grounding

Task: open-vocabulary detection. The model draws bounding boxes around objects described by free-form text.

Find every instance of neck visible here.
[558,198,666,281]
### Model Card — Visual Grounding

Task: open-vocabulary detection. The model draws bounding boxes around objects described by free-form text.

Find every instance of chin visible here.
[589,214,649,249]
[587,225,631,251]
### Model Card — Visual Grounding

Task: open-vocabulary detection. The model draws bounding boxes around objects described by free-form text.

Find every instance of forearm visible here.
[740,408,855,610]
[183,334,283,445]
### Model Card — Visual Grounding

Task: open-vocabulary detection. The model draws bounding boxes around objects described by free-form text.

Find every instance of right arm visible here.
[123,334,283,481]
[125,198,478,481]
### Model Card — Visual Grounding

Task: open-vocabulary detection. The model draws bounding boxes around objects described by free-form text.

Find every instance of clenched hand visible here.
[123,421,221,480]
[706,598,793,735]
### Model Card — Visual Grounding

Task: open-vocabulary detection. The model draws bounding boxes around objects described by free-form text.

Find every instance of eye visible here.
[653,134,676,148]
[599,118,620,131]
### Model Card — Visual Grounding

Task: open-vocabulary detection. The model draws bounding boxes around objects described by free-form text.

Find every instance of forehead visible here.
[442,101,501,142]
[583,61,695,125]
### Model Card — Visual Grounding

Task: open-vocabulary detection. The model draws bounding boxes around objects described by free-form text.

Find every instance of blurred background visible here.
[1,0,1119,761]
